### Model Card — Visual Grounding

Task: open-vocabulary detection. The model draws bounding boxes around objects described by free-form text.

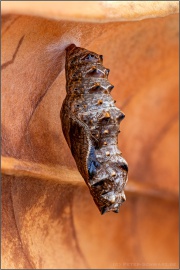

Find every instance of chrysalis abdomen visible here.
[60,44,128,214]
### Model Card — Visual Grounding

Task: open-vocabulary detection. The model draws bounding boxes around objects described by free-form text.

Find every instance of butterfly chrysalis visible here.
[60,44,128,214]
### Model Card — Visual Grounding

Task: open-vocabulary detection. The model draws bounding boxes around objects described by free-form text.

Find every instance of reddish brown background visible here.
[1,3,179,269]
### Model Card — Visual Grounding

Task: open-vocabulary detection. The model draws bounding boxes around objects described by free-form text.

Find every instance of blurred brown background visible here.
[1,1,179,269]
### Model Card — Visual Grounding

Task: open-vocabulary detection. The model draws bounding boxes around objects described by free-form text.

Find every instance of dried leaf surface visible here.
[1,12,179,269]
[1,1,179,22]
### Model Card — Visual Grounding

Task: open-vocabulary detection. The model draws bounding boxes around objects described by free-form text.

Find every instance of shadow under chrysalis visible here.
[60,44,128,214]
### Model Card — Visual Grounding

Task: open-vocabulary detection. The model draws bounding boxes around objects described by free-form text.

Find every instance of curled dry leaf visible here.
[1,2,179,269]
[1,1,179,22]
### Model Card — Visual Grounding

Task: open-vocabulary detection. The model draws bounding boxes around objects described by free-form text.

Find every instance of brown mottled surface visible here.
[1,12,179,269]
[61,44,128,214]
